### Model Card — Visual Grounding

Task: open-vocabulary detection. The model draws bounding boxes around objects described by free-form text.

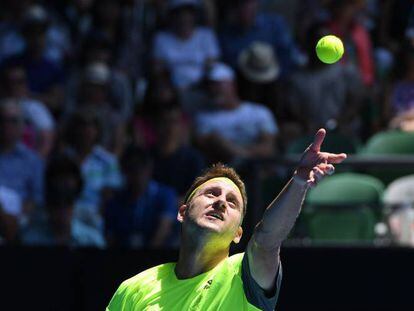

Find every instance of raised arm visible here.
[246,129,347,291]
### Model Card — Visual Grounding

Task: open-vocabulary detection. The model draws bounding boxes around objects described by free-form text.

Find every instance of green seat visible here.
[286,132,360,155]
[306,207,377,242]
[303,173,385,243]
[359,130,414,185]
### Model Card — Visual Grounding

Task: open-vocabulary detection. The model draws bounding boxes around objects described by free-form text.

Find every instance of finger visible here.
[306,171,318,188]
[320,152,347,164]
[320,164,335,175]
[309,128,326,152]
[312,167,324,182]
[316,163,335,175]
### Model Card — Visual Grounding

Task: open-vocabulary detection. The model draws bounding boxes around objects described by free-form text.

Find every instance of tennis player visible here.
[107,128,346,310]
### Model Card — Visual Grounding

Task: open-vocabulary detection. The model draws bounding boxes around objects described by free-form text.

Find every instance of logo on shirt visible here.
[203,279,213,290]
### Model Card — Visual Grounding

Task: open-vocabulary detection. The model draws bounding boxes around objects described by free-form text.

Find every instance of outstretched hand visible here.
[294,129,347,188]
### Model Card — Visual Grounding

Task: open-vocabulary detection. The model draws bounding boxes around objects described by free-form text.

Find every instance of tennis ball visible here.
[315,35,344,64]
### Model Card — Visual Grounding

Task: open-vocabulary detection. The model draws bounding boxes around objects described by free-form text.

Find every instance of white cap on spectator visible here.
[238,41,280,83]
[84,62,111,85]
[24,5,49,24]
[207,63,235,82]
[168,0,200,10]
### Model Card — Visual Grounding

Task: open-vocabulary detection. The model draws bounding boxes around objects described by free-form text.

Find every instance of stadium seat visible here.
[303,173,385,243]
[286,132,360,155]
[358,130,414,185]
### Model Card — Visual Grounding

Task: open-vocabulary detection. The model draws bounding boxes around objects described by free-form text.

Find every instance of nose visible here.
[212,198,226,211]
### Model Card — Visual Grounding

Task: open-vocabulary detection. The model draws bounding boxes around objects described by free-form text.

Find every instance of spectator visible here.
[0,3,71,65]
[66,35,133,120]
[1,5,66,116]
[64,107,122,233]
[0,62,55,157]
[105,145,178,249]
[152,103,205,199]
[0,1,28,63]
[88,0,138,78]
[0,99,44,219]
[131,69,182,149]
[152,0,220,89]
[237,40,281,116]
[387,46,414,119]
[74,62,127,155]
[287,23,364,138]
[61,0,95,46]
[21,154,105,248]
[218,0,299,77]
[328,0,375,86]
[195,62,278,164]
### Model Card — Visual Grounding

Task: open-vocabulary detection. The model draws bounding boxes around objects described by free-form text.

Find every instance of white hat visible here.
[84,62,110,85]
[238,41,280,83]
[207,63,235,82]
[168,0,200,10]
[24,5,49,24]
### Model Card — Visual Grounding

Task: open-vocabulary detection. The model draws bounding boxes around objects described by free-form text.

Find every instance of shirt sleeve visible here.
[241,252,282,311]
[26,101,55,130]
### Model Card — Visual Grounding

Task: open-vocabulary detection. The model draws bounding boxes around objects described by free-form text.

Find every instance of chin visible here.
[194,216,225,233]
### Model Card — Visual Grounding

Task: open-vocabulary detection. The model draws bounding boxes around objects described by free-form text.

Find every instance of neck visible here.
[175,233,229,279]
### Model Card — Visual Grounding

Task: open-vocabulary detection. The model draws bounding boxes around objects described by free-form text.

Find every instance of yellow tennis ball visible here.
[315,35,344,64]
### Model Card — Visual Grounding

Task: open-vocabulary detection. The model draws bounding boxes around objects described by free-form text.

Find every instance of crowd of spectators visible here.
[0,0,413,248]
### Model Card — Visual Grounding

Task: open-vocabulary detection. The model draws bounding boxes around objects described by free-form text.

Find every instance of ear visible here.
[177,204,188,223]
[232,226,243,244]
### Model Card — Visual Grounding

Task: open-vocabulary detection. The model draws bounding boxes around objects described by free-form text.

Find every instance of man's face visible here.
[172,7,196,38]
[5,67,28,97]
[208,80,236,108]
[179,179,244,244]
[236,0,259,28]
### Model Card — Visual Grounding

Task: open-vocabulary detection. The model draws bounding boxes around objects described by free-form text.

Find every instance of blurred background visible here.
[2,0,414,310]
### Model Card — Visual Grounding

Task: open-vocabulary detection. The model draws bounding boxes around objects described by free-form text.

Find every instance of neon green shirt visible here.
[107,252,281,311]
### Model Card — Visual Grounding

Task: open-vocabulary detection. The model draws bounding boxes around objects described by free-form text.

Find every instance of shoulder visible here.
[154,30,173,43]
[241,102,272,115]
[122,262,175,293]
[224,253,245,275]
[195,27,217,37]
[91,146,118,164]
[108,263,175,309]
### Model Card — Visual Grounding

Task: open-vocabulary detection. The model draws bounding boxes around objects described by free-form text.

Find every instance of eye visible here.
[227,198,237,208]
[205,190,215,197]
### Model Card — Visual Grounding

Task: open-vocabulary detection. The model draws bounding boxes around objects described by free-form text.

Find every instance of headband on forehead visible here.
[186,177,243,204]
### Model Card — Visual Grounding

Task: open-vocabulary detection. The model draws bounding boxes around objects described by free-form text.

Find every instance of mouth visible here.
[205,211,224,221]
